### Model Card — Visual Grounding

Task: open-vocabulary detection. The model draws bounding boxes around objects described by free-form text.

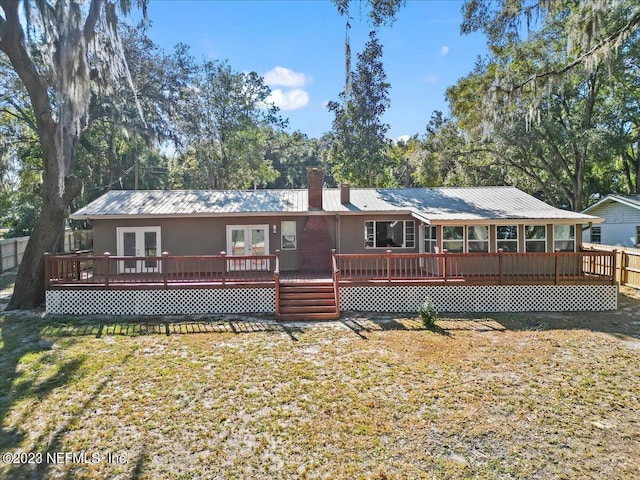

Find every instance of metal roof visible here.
[582,194,640,214]
[71,186,599,223]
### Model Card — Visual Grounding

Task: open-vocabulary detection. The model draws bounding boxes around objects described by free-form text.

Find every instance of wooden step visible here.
[277,281,338,321]
[280,297,336,307]
[280,305,337,314]
[277,312,340,321]
[280,285,333,293]
[279,292,335,301]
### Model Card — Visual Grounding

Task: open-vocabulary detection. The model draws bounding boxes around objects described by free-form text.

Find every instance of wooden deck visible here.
[44,251,618,318]
[45,250,617,290]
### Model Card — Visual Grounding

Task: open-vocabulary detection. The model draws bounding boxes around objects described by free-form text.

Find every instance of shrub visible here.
[418,297,438,329]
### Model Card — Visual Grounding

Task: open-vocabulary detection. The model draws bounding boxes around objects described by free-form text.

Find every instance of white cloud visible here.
[396,135,411,143]
[264,66,312,87]
[424,75,438,85]
[441,46,450,56]
[267,88,310,111]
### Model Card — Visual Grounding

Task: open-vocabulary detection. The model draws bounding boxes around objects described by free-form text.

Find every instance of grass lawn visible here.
[1,293,640,478]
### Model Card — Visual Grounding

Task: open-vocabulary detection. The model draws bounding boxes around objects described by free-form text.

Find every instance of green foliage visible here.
[418,297,438,329]
[445,4,640,210]
[328,31,394,187]
[174,59,284,189]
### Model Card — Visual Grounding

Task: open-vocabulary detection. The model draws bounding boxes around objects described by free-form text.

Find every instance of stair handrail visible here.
[274,250,281,318]
[331,249,340,316]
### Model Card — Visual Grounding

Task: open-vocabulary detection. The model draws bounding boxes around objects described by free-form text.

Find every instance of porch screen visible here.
[467,226,489,252]
[553,225,575,252]
[442,226,464,252]
[525,225,547,252]
[497,226,518,252]
[424,226,437,253]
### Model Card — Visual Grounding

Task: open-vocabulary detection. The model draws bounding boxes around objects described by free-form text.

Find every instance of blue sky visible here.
[144,0,488,140]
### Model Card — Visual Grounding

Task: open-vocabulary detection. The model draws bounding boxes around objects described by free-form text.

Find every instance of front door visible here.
[226,225,269,270]
[116,227,161,273]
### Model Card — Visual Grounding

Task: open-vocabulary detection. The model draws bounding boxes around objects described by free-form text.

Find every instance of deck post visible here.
[44,252,50,290]
[554,249,560,285]
[274,250,280,319]
[162,252,169,289]
[386,249,392,283]
[442,249,448,283]
[220,251,227,285]
[75,250,82,280]
[104,252,111,289]
[498,248,504,285]
[612,249,618,285]
[331,249,341,314]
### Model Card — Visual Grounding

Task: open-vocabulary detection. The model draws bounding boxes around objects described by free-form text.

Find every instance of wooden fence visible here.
[583,243,640,289]
[0,230,92,274]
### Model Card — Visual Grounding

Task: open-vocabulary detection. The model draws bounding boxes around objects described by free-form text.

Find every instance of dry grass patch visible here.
[0,311,639,479]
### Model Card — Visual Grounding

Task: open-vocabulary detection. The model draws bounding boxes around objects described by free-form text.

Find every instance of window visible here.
[590,226,601,244]
[467,225,489,252]
[364,220,415,248]
[281,221,297,250]
[636,226,640,246]
[525,225,546,252]
[553,224,575,252]
[497,225,518,252]
[424,226,438,253]
[442,226,464,252]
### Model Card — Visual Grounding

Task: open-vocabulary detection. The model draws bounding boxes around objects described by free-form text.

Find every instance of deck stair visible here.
[277,281,339,321]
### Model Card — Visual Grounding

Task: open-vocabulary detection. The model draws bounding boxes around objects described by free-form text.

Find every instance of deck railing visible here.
[333,249,616,285]
[45,251,279,289]
[45,249,616,290]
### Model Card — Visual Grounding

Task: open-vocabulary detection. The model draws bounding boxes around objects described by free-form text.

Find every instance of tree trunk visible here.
[6,128,82,310]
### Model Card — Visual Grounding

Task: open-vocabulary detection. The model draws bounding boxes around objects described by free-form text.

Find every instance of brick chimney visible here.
[307,167,323,210]
[340,183,351,204]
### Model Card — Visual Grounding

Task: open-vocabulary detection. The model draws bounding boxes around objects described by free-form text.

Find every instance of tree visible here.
[0,0,146,309]
[332,0,405,94]
[265,131,325,188]
[448,3,638,210]
[72,26,192,209]
[328,31,394,186]
[461,0,640,134]
[174,60,284,189]
[462,0,640,91]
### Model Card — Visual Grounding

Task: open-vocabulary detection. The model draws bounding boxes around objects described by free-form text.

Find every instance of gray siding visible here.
[338,214,420,254]
[584,202,640,247]
[92,215,316,271]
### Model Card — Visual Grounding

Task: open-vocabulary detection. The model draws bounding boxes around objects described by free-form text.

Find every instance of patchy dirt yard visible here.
[1,277,639,479]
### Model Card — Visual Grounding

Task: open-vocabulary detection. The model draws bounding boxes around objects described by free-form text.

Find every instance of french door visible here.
[226,225,269,271]
[116,227,162,273]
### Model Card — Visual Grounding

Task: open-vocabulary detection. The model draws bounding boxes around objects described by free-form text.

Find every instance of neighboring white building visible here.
[582,194,640,247]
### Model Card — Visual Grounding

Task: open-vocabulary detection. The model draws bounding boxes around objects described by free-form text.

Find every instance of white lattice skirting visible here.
[46,284,618,316]
[46,288,275,316]
[339,285,618,313]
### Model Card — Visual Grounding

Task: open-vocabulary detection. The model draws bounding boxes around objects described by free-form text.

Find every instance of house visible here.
[46,168,617,318]
[582,194,640,247]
